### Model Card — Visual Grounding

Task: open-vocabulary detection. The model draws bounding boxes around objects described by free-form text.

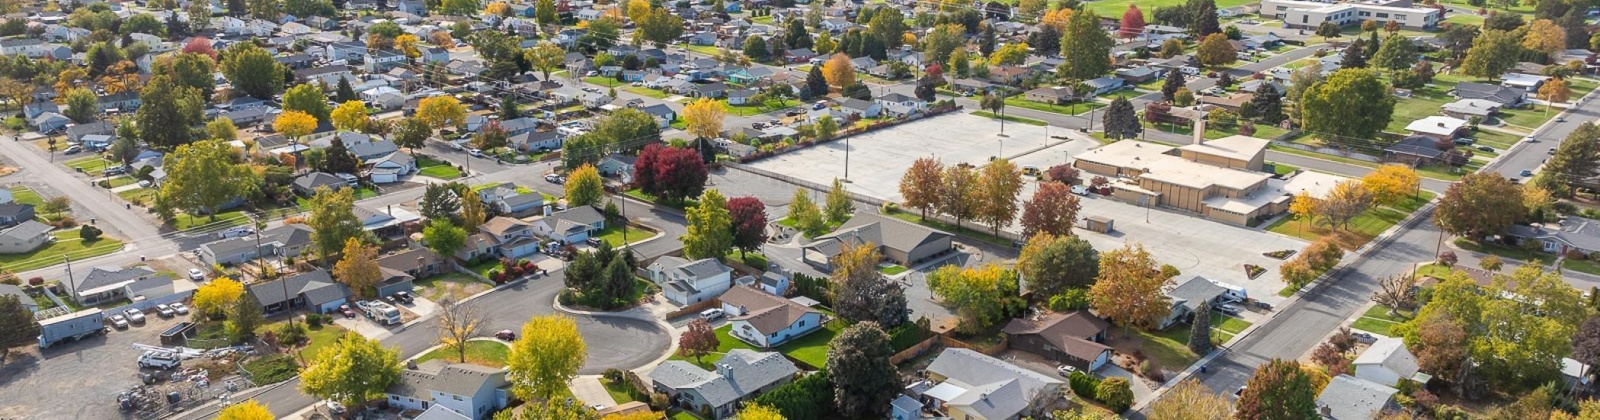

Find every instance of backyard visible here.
[0,228,124,272]
[668,318,847,370]
[413,340,511,368]
[1003,96,1103,116]
[1266,191,1435,251]
[9,187,43,206]
[1083,0,1255,19]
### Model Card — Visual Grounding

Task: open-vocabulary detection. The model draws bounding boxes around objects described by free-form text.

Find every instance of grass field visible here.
[269,322,348,360]
[1083,0,1255,20]
[878,264,909,275]
[1145,119,1291,141]
[416,156,463,179]
[1384,85,1456,135]
[1450,238,1600,276]
[972,110,1047,126]
[594,224,653,247]
[724,251,768,270]
[1270,162,1300,176]
[117,188,156,204]
[685,44,722,56]
[1004,96,1103,115]
[1209,313,1253,342]
[63,155,114,174]
[624,86,670,99]
[413,340,511,368]
[1136,327,1202,372]
[1443,13,1486,26]
[173,209,250,231]
[1267,192,1435,250]
[722,100,773,117]
[0,228,123,272]
[10,187,43,206]
[1351,305,1414,336]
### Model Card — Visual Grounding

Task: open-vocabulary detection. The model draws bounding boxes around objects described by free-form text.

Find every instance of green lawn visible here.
[583,76,622,88]
[1443,13,1485,26]
[721,100,773,117]
[413,340,511,368]
[1266,192,1435,251]
[1384,85,1456,136]
[878,264,909,275]
[417,156,463,179]
[117,188,156,204]
[1470,129,1520,151]
[1447,238,1600,275]
[471,182,533,194]
[725,251,768,270]
[102,176,137,188]
[1083,0,1254,20]
[1351,306,1413,336]
[972,110,1047,126]
[1269,162,1300,176]
[669,410,705,420]
[0,228,124,272]
[594,224,649,247]
[1136,327,1202,372]
[466,258,501,279]
[63,155,114,174]
[685,45,722,56]
[624,189,698,210]
[1003,96,1103,115]
[624,86,670,99]
[1415,263,1453,279]
[602,377,647,404]
[10,187,43,206]
[173,208,250,231]
[671,319,846,370]
[1267,145,1382,170]
[257,321,348,360]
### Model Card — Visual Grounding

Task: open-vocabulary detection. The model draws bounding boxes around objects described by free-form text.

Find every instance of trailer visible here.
[38,309,107,349]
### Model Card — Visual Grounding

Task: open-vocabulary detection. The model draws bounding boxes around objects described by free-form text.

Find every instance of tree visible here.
[1058,11,1114,80]
[633,144,707,204]
[971,158,1022,236]
[507,314,587,400]
[989,42,1031,66]
[806,65,829,99]
[1341,39,1370,69]
[1102,96,1141,140]
[159,141,258,222]
[824,178,855,224]
[683,189,733,260]
[1119,5,1146,39]
[744,35,770,61]
[737,403,786,420]
[1435,172,1524,238]
[330,100,368,133]
[273,110,318,140]
[1301,69,1396,142]
[1196,33,1236,67]
[204,118,238,143]
[62,87,97,123]
[939,164,980,229]
[1018,233,1099,298]
[1536,122,1600,197]
[334,77,357,103]
[637,9,683,47]
[682,97,727,139]
[927,264,1017,332]
[827,322,901,418]
[1462,29,1522,78]
[677,318,719,363]
[136,76,204,148]
[422,215,467,260]
[1314,180,1373,231]
[299,332,402,408]
[392,117,431,154]
[1539,77,1571,110]
[472,121,509,150]
[1150,380,1232,420]
[417,96,467,129]
[1189,300,1215,354]
[754,370,834,420]
[433,293,487,365]
[1020,183,1082,238]
[1244,84,1285,124]
[1188,0,1221,36]
[306,187,363,260]
[523,41,565,81]
[726,196,768,259]
[193,277,245,318]
[1234,359,1319,420]
[1571,316,1600,382]
[564,164,604,208]
[900,158,945,221]
[333,238,379,298]
[1096,377,1135,412]
[1372,33,1418,71]
[1161,68,1186,102]
[821,53,855,89]
[1523,19,1567,60]
[216,400,273,420]
[1089,243,1176,336]
[832,243,909,328]
[318,138,361,175]
[1361,164,1420,207]
[108,135,141,167]
[221,43,283,99]
[1371,274,1418,316]
[815,115,839,141]
[788,189,826,237]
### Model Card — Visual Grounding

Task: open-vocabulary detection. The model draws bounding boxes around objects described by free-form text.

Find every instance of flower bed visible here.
[1263,250,1297,260]
[1244,264,1265,280]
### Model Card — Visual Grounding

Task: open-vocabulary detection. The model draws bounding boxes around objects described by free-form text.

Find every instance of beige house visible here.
[1262,0,1442,31]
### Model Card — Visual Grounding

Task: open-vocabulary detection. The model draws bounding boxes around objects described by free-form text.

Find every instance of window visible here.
[1376,12,1388,18]
[1395,14,1406,20]
[798,320,805,328]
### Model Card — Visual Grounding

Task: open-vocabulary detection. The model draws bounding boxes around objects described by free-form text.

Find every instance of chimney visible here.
[716,363,732,378]
[1193,118,1206,145]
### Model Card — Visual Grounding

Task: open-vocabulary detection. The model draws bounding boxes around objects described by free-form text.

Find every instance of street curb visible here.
[551,296,680,375]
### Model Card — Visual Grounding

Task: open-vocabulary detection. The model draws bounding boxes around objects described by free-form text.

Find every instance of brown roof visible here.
[719,285,820,336]
[1199,92,1254,109]
[480,216,531,236]
[379,248,439,272]
[1003,311,1112,362]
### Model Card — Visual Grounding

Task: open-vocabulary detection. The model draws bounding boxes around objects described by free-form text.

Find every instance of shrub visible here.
[1566,250,1588,260]
[28,277,44,286]
[242,354,299,384]
[603,368,624,383]
[49,216,76,228]
[649,392,670,410]
[79,225,102,241]
[305,313,323,328]
[1095,377,1134,412]
[1437,251,1457,267]
[1048,289,1091,312]
[276,322,308,345]
[1067,370,1100,398]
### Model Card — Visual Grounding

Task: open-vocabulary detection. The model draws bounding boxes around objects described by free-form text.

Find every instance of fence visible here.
[888,335,942,364]
[663,299,722,320]
[34,287,70,320]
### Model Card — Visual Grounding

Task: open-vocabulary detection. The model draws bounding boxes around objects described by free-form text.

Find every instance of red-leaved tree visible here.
[634,144,707,204]
[678,318,719,363]
[1119,5,1146,39]
[633,143,664,195]
[183,37,216,59]
[1020,183,1082,238]
[726,196,768,258]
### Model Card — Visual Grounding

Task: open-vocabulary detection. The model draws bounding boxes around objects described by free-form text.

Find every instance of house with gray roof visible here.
[0,220,52,254]
[1507,215,1600,257]
[1159,276,1230,329]
[650,350,799,419]
[70,265,156,305]
[248,270,350,314]
[915,348,1065,420]
[718,285,824,348]
[292,172,354,196]
[802,211,954,271]
[199,224,314,266]
[509,131,563,152]
[0,202,34,227]
[1002,311,1112,371]
[386,360,510,419]
[531,205,606,244]
[1453,82,1528,108]
[647,256,734,306]
[1315,375,1400,420]
[0,284,36,313]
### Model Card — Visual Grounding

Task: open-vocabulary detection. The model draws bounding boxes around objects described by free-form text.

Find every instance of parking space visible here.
[0,314,192,419]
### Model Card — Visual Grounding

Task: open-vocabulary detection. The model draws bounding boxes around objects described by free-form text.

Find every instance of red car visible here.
[339,305,356,319]
[495,330,516,341]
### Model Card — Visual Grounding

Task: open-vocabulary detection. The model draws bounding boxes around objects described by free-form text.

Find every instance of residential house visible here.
[875,92,926,111]
[385,360,510,420]
[249,270,350,314]
[29,113,68,133]
[1507,216,1600,256]
[651,350,799,419]
[802,211,954,271]
[1562,358,1594,391]
[396,0,427,15]
[1453,82,1528,107]
[70,265,157,305]
[686,82,729,99]
[1315,375,1400,420]
[915,348,1066,420]
[96,91,142,113]
[849,56,878,72]
[1238,79,1284,94]
[1198,92,1255,112]
[23,101,59,121]
[0,284,37,313]
[292,172,354,196]
[646,256,734,306]
[0,220,51,254]
[597,154,636,178]
[67,121,114,143]
[510,131,563,152]
[1404,116,1467,142]
[640,104,677,128]
[1114,66,1164,84]
[375,248,440,297]
[1440,98,1501,120]
[223,107,270,127]
[0,202,35,228]
[988,66,1029,85]
[199,224,314,266]
[369,152,416,184]
[783,48,815,64]
[1024,86,1081,104]
[1353,337,1422,387]
[718,285,825,348]
[837,98,882,119]
[727,66,775,85]
[1383,136,1447,167]
[1001,311,1113,371]
[532,206,607,244]
[1501,72,1550,92]
[728,89,757,106]
[349,138,402,163]
[1158,276,1230,329]
[480,217,540,259]
[821,17,854,32]
[357,205,422,240]
[296,66,356,88]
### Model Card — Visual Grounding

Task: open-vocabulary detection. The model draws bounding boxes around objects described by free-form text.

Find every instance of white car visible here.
[217,227,254,239]
[700,308,724,320]
[170,303,190,315]
[1070,185,1090,196]
[124,308,146,324]
[188,268,205,281]
[1056,365,1077,376]
[109,314,129,329]
[469,148,484,157]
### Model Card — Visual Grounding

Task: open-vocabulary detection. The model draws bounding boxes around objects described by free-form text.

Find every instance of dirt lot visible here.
[0,312,196,419]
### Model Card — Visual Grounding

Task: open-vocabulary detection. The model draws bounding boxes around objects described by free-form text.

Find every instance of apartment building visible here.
[1262,0,1442,31]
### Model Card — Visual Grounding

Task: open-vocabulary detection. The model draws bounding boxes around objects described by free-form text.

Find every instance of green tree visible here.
[975,158,1024,236]
[788,188,826,237]
[0,295,39,347]
[815,115,839,141]
[564,164,604,207]
[391,117,431,154]
[206,117,238,142]
[824,178,854,224]
[1102,96,1141,140]
[523,41,565,80]
[108,134,141,167]
[534,0,558,29]
[1095,377,1134,412]
[306,187,363,260]
[921,24,967,65]
[753,370,834,420]
[1371,33,1418,71]
[423,221,466,264]
[1195,33,1236,67]
[743,35,770,61]
[334,76,357,103]
[1190,300,1214,354]
[1234,359,1319,420]
[299,332,402,408]
[1160,68,1186,102]
[1187,0,1220,36]
[1535,122,1600,197]
[827,322,901,418]
[283,83,331,123]
[683,189,733,260]
[158,140,259,222]
[1300,68,1395,143]
[160,53,218,101]
[927,264,1018,332]
[136,75,205,148]
[1461,29,1522,78]
[62,87,97,123]
[1058,10,1114,79]
[220,43,283,99]
[418,183,462,222]
[636,9,683,47]
[1018,233,1099,299]
[507,314,587,400]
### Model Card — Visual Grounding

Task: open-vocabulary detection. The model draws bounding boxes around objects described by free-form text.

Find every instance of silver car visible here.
[124,308,146,324]
[109,314,129,329]
[155,304,176,318]
[170,303,190,315]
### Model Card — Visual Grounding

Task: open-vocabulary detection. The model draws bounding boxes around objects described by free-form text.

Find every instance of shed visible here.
[1082,216,1113,233]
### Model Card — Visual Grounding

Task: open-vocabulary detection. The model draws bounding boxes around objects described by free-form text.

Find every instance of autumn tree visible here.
[1522,19,1567,60]
[1539,76,1571,110]
[1119,5,1146,39]
[678,318,719,363]
[507,315,587,400]
[193,276,245,318]
[216,400,273,420]
[928,264,1018,332]
[330,100,368,132]
[1234,359,1319,420]
[1195,33,1236,67]
[827,322,901,418]
[939,164,981,229]
[975,159,1023,236]
[1089,243,1177,336]
[822,53,855,88]
[299,332,402,408]
[1371,274,1419,316]
[1361,164,1420,206]
[633,144,707,204]
[417,95,467,129]
[1571,316,1600,384]
[1435,172,1524,238]
[682,97,728,139]
[727,196,768,258]
[832,243,909,328]
[306,187,363,260]
[273,110,317,139]
[824,178,855,224]
[1020,183,1082,238]
[333,238,380,298]
[1149,379,1231,420]
[434,294,488,363]
[1315,180,1373,231]
[683,189,734,260]
[1019,233,1099,299]
[524,41,566,80]
[1462,29,1521,78]
[899,157,945,221]
[564,164,605,208]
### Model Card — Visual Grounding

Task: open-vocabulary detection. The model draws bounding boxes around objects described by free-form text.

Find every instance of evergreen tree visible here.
[1246,84,1285,124]
[1161,68,1186,102]
[1189,300,1214,354]
[1101,96,1140,140]
[1340,40,1368,68]
[499,95,520,121]
[1187,0,1220,37]
[335,76,357,103]
[806,64,828,97]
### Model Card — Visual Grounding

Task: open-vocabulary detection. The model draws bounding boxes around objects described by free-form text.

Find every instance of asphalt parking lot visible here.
[0,311,192,419]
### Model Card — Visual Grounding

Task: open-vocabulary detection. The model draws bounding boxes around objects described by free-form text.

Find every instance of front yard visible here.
[0,228,124,272]
[413,340,510,368]
[1451,238,1600,276]
[63,155,115,174]
[1266,191,1435,251]
[594,224,654,247]
[1351,305,1413,336]
[172,208,252,231]
[669,318,847,370]
[416,156,463,179]
[414,272,490,301]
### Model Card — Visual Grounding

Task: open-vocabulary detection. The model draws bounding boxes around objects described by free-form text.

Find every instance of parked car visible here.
[170,303,190,315]
[700,308,724,320]
[154,304,175,318]
[450,141,465,151]
[393,291,413,304]
[1477,146,1495,153]
[1521,169,1535,177]
[469,148,484,157]
[1452,138,1476,145]
[1550,147,1558,154]
[217,227,254,239]
[496,329,516,340]
[103,166,127,176]
[1213,304,1242,316]
[1056,365,1077,376]
[1557,116,1567,122]
[63,145,82,154]
[339,304,356,318]
[109,314,129,329]
[124,308,146,324]
[188,268,205,281]
[1070,185,1090,196]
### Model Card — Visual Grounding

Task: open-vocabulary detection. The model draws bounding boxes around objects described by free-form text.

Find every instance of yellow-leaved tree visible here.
[216,399,273,420]
[330,100,369,132]
[1289,190,1318,233]
[273,110,317,139]
[394,34,421,58]
[626,0,651,23]
[484,1,509,16]
[822,53,855,88]
[1360,164,1420,207]
[333,238,380,298]
[417,95,467,129]
[299,332,402,408]
[564,164,605,207]
[681,97,728,139]
[1539,77,1571,111]
[1088,242,1177,337]
[736,404,788,420]
[507,314,587,401]
[193,276,244,319]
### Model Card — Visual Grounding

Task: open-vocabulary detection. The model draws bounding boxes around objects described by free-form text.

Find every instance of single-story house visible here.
[837,98,882,119]
[646,256,734,306]
[0,220,51,254]
[1506,216,1600,256]
[531,206,606,244]
[199,224,314,266]
[510,131,563,152]
[1001,311,1113,371]
[1453,82,1527,107]
[1440,98,1501,120]
[596,154,636,178]
[1315,375,1400,420]
[375,248,441,297]
[917,348,1065,420]
[249,270,350,314]
[1159,276,1230,329]
[292,172,355,196]
[1404,116,1467,141]
[718,285,825,348]
[1353,337,1422,387]
[651,350,799,419]
[1383,136,1447,167]
[801,211,954,271]
[385,360,510,420]
[0,284,36,313]
[70,265,157,305]
[369,152,416,184]
[0,203,36,227]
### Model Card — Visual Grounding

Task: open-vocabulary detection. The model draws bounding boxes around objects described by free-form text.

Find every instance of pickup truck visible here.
[137,351,182,370]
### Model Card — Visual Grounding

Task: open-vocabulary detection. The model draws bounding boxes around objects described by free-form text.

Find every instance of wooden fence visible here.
[888,333,1011,364]
[664,299,722,320]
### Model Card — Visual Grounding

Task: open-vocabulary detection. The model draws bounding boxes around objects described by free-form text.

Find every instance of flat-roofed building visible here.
[1262,0,1442,31]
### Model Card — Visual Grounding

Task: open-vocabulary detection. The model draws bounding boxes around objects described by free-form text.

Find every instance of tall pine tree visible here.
[1161,68,1186,102]
[1101,96,1141,140]
[335,76,357,103]
[1189,300,1214,354]
[806,64,829,98]
[1187,0,1220,37]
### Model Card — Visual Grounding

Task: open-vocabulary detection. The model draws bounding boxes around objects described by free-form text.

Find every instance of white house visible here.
[530,206,606,244]
[1353,337,1422,387]
[717,285,824,348]
[369,152,416,184]
[647,256,733,306]
[385,360,510,420]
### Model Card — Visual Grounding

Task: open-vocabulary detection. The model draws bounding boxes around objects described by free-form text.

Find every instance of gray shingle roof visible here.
[924,348,1064,420]
[804,211,951,259]
[1316,375,1398,419]
[0,220,51,241]
[1167,276,1228,312]
[550,205,605,227]
[249,270,346,307]
[651,350,797,407]
[389,360,508,400]
[73,266,155,293]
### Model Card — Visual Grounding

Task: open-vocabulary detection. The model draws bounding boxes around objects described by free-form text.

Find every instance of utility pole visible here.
[63,255,76,301]
[843,136,850,181]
